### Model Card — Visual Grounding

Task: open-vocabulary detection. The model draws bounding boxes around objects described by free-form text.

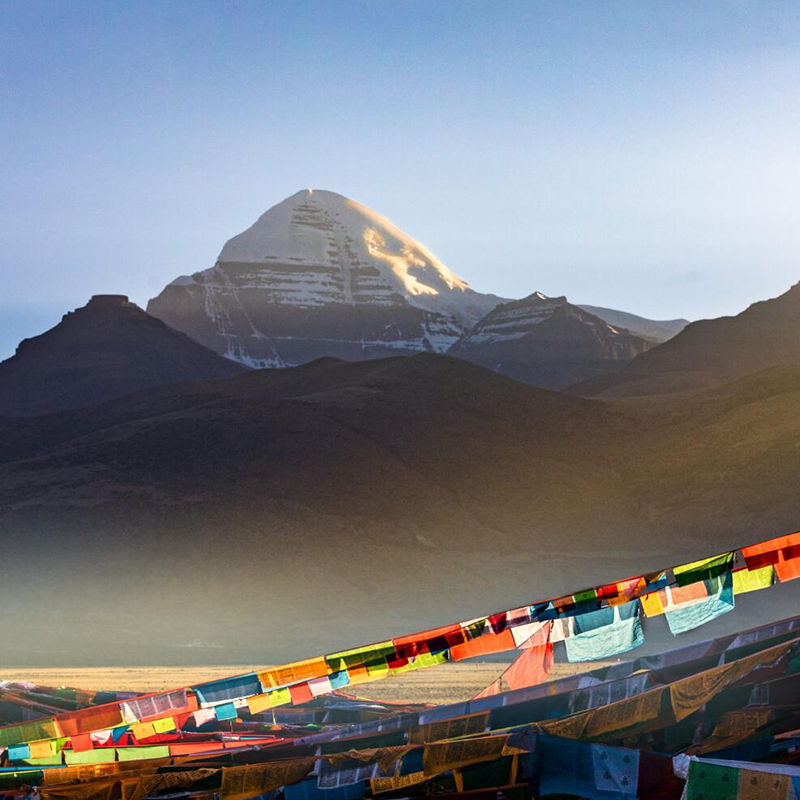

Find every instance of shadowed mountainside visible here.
[2,354,800,664]
[0,295,248,416]
[448,293,653,389]
[575,282,800,397]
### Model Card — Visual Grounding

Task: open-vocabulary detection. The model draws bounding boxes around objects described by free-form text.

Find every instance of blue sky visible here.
[2,1,799,359]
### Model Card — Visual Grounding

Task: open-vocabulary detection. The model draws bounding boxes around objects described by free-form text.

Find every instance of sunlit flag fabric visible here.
[663,571,734,635]
[565,600,644,663]
[742,531,800,583]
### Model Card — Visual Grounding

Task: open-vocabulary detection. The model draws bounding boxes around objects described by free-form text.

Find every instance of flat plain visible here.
[0,662,608,706]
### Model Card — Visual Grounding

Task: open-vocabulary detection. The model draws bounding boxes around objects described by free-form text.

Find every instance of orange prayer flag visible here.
[450,629,515,661]
[258,657,329,689]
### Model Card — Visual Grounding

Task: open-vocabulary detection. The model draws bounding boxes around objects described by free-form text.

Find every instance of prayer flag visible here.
[8,744,31,761]
[565,601,644,663]
[214,703,237,721]
[289,682,314,705]
[326,643,395,674]
[640,591,665,617]
[192,708,216,726]
[116,745,171,762]
[246,694,271,715]
[328,671,350,690]
[742,532,800,582]
[259,657,330,690]
[450,630,514,660]
[665,572,734,635]
[673,552,735,587]
[64,749,110,765]
[733,565,775,595]
[130,722,156,741]
[308,676,333,698]
[152,716,176,733]
[268,687,292,707]
[70,734,93,753]
[193,673,262,706]
[111,726,129,743]
[474,641,554,698]
[29,740,54,759]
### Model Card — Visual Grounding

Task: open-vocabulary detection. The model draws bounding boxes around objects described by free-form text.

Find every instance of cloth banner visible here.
[665,571,734,635]
[565,600,644,662]
[742,532,800,583]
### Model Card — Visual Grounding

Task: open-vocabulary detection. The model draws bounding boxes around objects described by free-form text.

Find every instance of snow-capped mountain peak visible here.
[148,190,504,367]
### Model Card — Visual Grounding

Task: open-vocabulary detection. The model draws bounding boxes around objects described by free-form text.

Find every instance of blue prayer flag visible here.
[565,600,644,663]
[214,702,238,721]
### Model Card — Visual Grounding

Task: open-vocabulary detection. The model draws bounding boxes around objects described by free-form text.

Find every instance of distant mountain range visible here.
[575,305,688,343]
[448,292,655,390]
[0,295,247,416]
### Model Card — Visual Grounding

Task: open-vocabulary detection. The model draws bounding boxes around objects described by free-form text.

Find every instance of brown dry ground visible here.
[0,662,609,706]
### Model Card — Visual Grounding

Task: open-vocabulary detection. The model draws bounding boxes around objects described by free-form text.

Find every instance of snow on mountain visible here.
[447,292,654,390]
[576,305,688,343]
[147,190,504,367]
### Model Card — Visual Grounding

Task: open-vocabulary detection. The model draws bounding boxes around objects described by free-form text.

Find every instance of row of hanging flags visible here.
[0,529,798,800]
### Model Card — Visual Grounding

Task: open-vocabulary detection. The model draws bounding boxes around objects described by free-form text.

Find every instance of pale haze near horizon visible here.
[1,0,799,360]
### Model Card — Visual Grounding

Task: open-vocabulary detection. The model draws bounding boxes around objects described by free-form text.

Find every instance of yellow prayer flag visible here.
[365,658,390,678]
[151,717,176,734]
[246,694,271,715]
[733,566,775,595]
[29,740,55,759]
[267,688,291,708]
[130,722,156,741]
[640,591,665,617]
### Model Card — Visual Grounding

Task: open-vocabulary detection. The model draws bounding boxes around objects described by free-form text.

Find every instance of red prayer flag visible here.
[289,682,313,705]
[743,532,800,582]
[71,734,94,753]
[473,642,554,698]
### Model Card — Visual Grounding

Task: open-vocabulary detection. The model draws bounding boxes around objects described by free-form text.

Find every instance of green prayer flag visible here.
[20,755,62,766]
[268,687,292,707]
[65,749,112,765]
[365,657,390,677]
[673,552,734,587]
[0,720,60,749]
[686,760,739,800]
[411,650,449,670]
[326,641,395,672]
[116,745,171,762]
[572,588,598,606]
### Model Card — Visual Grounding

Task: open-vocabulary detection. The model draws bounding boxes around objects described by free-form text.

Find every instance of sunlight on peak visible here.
[364,229,439,297]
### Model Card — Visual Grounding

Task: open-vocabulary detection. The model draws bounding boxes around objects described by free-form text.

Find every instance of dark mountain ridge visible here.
[0,295,248,416]
[575,282,800,397]
[447,292,654,389]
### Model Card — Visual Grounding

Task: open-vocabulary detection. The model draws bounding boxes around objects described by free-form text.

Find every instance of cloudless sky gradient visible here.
[1,0,799,359]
